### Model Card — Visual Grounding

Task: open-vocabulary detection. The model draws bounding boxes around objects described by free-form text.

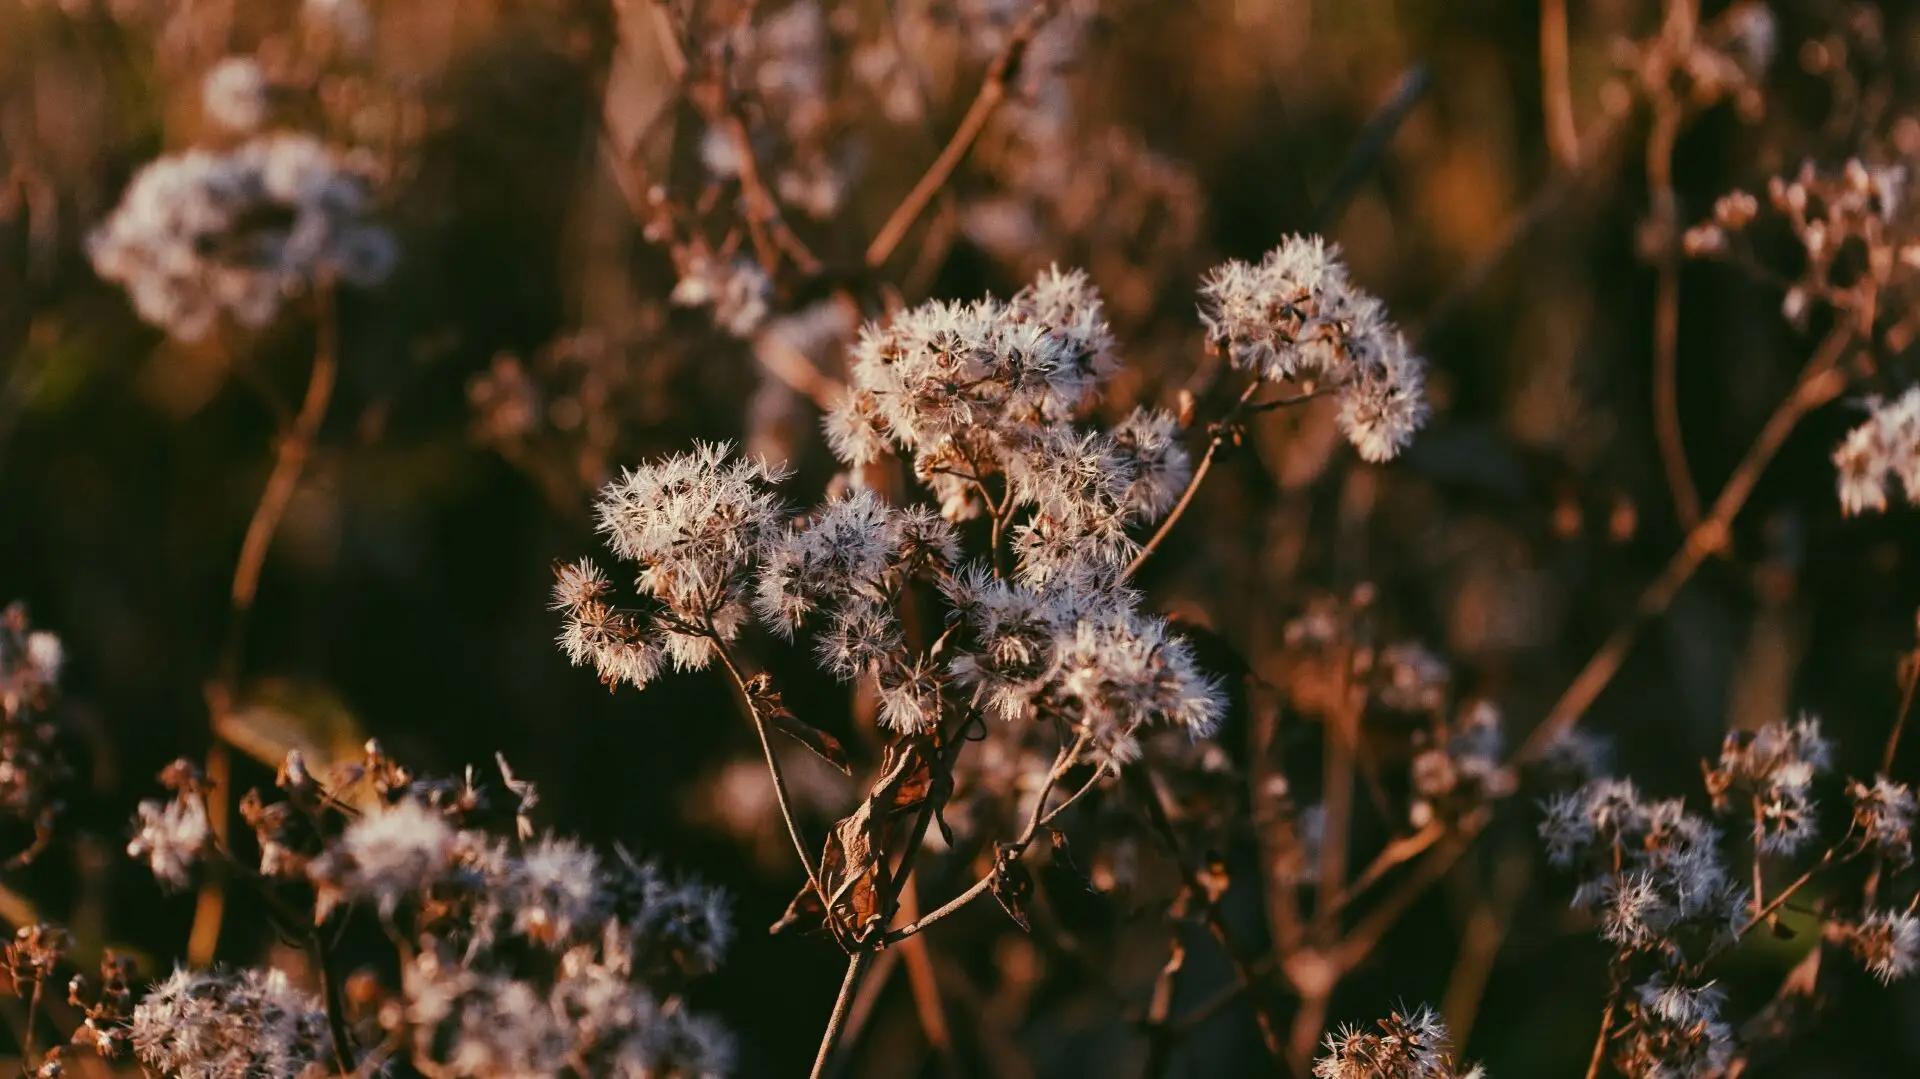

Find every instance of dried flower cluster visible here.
[88,132,394,340]
[1197,237,1429,461]
[1313,1006,1483,1079]
[1542,715,1920,1077]
[559,265,1237,767]
[132,966,334,1079]
[1832,384,1920,515]
[0,602,69,864]
[111,743,739,1079]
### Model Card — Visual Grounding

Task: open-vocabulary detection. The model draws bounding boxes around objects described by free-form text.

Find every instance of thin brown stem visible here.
[24,974,42,1066]
[1123,380,1263,580]
[713,642,821,893]
[1648,95,1701,530]
[1541,0,1580,167]
[1140,928,1189,1079]
[1710,850,1842,963]
[865,2,1052,268]
[894,883,962,1079]
[1518,328,1852,763]
[1583,997,1616,1079]
[308,932,358,1077]
[1440,846,1530,1044]
[1882,645,1918,774]
[1314,646,1360,940]
[191,279,341,966]
[810,952,870,1079]
[885,742,1103,944]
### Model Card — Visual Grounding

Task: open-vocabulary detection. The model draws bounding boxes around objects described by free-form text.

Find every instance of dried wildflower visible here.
[502,836,609,948]
[1837,908,1920,984]
[127,790,211,890]
[1408,700,1515,829]
[403,956,571,1078]
[1197,236,1429,461]
[201,57,268,132]
[556,444,787,687]
[670,255,772,339]
[1617,977,1733,1079]
[131,965,335,1079]
[1051,605,1224,762]
[635,876,733,979]
[1313,1005,1482,1079]
[309,796,457,920]
[1374,642,1449,714]
[5,923,71,995]
[822,265,1168,555]
[88,133,395,339]
[1541,778,1742,961]
[1704,715,1831,855]
[1847,775,1916,862]
[1833,386,1920,515]
[0,603,71,858]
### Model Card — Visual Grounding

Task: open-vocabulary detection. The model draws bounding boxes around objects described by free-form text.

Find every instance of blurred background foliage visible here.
[3,0,1920,1075]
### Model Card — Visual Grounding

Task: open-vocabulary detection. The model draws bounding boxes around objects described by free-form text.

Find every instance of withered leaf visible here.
[874,739,936,812]
[990,843,1034,932]
[748,674,852,775]
[770,712,851,776]
[1046,827,1096,893]
[768,881,827,938]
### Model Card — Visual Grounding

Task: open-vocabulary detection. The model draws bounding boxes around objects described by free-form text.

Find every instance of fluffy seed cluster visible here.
[1539,778,1744,961]
[1407,700,1515,829]
[560,266,1236,760]
[669,254,773,339]
[1313,1006,1484,1079]
[1833,385,1920,515]
[554,443,789,686]
[825,267,1151,537]
[1847,774,1917,863]
[1617,977,1733,1079]
[1197,236,1429,461]
[88,133,396,340]
[131,966,333,1079]
[0,602,70,853]
[1836,908,1920,984]
[122,747,738,1079]
[201,56,269,132]
[127,761,214,891]
[1703,715,1831,855]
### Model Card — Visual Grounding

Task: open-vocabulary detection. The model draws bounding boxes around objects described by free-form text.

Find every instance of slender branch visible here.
[864,2,1053,268]
[1541,0,1580,167]
[713,642,821,893]
[1517,328,1852,762]
[1413,107,1629,346]
[1320,823,1443,921]
[307,932,358,1077]
[191,278,342,966]
[228,282,340,649]
[810,952,870,1079]
[1140,928,1189,1079]
[1648,92,1702,529]
[1314,643,1361,940]
[1707,849,1846,964]
[884,742,1104,945]
[1308,65,1432,233]
[1882,642,1918,774]
[1583,996,1616,1079]
[24,974,42,1066]
[1440,845,1530,1044]
[1123,380,1263,580]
